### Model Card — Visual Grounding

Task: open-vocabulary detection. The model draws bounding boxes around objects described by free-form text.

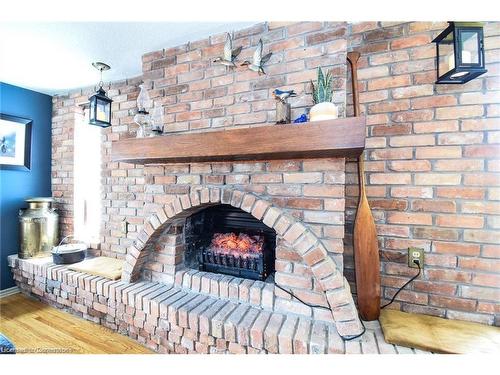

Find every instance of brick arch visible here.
[121,187,362,336]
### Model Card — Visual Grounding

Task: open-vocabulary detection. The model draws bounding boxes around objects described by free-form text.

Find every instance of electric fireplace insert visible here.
[184,205,276,281]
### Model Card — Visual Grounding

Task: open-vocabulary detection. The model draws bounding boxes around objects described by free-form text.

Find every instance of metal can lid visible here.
[25,197,54,203]
[52,243,87,253]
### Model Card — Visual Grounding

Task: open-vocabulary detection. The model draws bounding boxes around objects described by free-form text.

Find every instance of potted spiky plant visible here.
[309,67,338,121]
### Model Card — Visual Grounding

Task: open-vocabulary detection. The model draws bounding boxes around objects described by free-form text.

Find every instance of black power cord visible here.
[380,252,407,262]
[338,320,366,341]
[274,282,366,341]
[381,259,421,309]
[274,283,331,311]
[274,259,422,341]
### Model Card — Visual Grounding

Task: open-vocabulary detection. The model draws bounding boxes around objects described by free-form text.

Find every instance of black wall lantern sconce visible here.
[89,62,113,127]
[433,22,487,84]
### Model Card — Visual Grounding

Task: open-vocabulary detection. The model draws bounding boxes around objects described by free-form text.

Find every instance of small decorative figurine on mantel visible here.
[241,39,272,75]
[273,89,296,124]
[273,89,297,103]
[213,33,242,68]
[293,114,308,123]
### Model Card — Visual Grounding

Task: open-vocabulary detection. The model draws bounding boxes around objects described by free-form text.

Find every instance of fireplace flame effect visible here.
[210,232,263,259]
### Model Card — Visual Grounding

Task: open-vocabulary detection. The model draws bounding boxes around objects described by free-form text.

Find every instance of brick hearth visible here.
[9,255,347,353]
[9,255,431,354]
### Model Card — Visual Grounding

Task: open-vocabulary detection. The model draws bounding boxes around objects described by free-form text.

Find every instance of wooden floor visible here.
[0,293,153,354]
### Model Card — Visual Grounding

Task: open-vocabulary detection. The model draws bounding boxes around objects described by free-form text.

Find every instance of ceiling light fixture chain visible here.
[92,61,111,91]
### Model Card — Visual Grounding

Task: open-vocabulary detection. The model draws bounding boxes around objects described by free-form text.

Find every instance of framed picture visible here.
[0,113,32,171]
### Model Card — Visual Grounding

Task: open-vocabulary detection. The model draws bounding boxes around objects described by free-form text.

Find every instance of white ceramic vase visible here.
[309,102,338,122]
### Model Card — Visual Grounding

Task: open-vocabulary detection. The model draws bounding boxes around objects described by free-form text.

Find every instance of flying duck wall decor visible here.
[241,39,272,75]
[213,33,242,68]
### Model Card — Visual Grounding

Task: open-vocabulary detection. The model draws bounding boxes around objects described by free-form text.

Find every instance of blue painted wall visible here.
[0,82,52,290]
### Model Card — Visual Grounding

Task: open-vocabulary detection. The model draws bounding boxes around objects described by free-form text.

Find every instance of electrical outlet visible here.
[408,247,424,269]
[121,220,128,234]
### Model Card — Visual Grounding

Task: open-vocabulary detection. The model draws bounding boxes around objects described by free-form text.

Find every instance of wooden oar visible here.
[347,51,381,321]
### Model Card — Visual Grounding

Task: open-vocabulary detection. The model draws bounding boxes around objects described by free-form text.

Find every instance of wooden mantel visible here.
[111,117,366,164]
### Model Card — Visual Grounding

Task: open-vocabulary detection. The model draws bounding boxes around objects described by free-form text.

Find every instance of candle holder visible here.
[133,84,152,138]
[151,104,164,136]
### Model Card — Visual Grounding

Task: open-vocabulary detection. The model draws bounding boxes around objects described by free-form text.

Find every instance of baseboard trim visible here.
[0,286,20,298]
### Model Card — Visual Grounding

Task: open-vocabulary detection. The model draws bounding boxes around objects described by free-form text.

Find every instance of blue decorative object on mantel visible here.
[293,114,308,123]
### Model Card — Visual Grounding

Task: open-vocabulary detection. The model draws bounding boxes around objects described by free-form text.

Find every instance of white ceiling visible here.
[0,22,255,96]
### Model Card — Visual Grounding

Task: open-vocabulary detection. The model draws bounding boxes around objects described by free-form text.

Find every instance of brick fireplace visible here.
[10,21,370,353]
[9,21,500,354]
[10,156,365,352]
[109,116,367,341]
[122,185,362,333]
[10,160,366,353]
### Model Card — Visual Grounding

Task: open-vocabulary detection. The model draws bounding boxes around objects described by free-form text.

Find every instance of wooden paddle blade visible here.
[354,194,381,320]
[348,50,381,321]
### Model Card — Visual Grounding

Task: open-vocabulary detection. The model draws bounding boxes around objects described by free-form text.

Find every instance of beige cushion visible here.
[380,309,500,354]
[68,256,124,280]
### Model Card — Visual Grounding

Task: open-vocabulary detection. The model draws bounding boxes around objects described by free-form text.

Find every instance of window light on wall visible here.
[74,108,102,243]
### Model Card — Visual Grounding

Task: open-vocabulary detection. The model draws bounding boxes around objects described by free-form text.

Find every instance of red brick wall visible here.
[100,22,349,267]
[344,22,500,326]
[52,101,79,236]
[53,23,354,324]
[51,21,500,326]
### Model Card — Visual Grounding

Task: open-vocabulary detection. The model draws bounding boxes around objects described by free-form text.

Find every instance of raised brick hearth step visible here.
[8,255,430,354]
[8,255,343,353]
[172,269,276,311]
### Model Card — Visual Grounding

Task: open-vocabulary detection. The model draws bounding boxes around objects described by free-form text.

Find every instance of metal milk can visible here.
[18,197,59,259]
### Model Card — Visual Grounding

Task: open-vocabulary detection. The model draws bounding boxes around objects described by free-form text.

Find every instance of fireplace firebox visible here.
[185,205,276,281]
